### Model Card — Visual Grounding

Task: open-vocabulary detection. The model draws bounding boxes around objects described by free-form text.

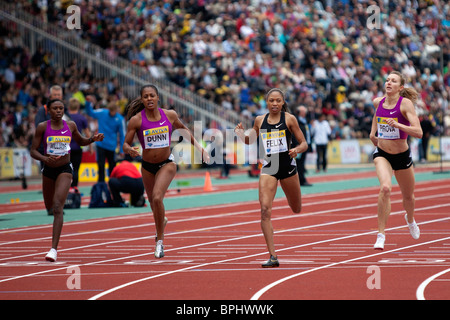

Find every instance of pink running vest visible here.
[375,96,410,140]
[137,108,173,149]
[43,120,72,155]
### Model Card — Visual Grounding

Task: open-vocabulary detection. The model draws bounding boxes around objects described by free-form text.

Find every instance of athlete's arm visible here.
[235,116,261,145]
[123,114,141,158]
[398,98,423,139]
[286,113,308,157]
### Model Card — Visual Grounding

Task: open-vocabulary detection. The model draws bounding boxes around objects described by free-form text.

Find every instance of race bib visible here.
[143,126,170,149]
[46,136,71,155]
[260,130,288,155]
[377,117,400,139]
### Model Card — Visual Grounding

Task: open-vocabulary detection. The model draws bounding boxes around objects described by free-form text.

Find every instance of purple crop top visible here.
[375,96,410,140]
[137,108,173,149]
[43,120,72,155]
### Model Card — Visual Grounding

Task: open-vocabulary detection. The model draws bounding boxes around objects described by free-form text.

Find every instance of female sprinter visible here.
[123,84,209,259]
[369,71,422,250]
[235,88,308,267]
[30,99,104,262]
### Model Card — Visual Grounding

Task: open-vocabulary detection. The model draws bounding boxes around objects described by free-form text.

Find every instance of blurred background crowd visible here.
[1,0,449,154]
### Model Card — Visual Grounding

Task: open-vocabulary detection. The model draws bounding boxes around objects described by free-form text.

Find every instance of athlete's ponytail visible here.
[389,71,419,105]
[400,87,419,105]
[125,98,145,120]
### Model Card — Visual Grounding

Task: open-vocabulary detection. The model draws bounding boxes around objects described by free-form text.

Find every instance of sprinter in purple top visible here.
[123,84,209,259]
[137,108,173,151]
[43,118,72,156]
[369,71,423,251]
[30,99,104,262]
[375,96,410,140]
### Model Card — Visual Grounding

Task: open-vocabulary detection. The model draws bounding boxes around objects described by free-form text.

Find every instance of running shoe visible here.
[405,214,420,239]
[45,248,57,262]
[373,233,385,250]
[155,240,164,259]
[261,255,279,268]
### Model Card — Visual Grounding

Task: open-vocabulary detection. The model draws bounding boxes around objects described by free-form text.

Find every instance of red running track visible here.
[0,179,449,300]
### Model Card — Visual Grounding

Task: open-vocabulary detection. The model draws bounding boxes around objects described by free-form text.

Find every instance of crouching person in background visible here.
[108,160,145,207]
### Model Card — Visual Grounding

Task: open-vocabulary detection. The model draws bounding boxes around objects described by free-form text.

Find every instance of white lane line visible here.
[416,267,450,300]
[88,214,450,300]
[0,191,448,298]
[251,234,450,300]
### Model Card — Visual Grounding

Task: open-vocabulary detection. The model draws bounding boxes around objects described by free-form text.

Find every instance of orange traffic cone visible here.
[204,171,213,192]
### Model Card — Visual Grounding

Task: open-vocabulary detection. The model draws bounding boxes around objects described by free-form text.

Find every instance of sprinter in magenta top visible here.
[30,98,104,263]
[137,108,173,150]
[43,119,72,156]
[123,84,209,260]
[369,71,423,252]
[375,96,410,140]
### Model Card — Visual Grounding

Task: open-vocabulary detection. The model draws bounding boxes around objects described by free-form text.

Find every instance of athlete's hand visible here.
[385,118,398,128]
[127,146,141,158]
[288,148,299,159]
[91,133,104,142]
[202,148,210,164]
[45,155,61,165]
[234,123,246,142]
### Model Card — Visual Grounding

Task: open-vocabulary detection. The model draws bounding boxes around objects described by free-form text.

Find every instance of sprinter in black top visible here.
[235,88,308,268]
[259,111,298,180]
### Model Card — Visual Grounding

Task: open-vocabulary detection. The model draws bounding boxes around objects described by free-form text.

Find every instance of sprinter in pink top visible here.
[137,108,173,151]
[375,96,410,140]
[123,84,209,259]
[369,71,423,250]
[43,119,72,156]
[30,98,104,262]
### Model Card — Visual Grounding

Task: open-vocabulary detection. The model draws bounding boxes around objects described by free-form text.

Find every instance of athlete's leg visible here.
[394,166,416,223]
[259,174,279,257]
[143,162,177,242]
[374,157,393,235]
[42,174,55,213]
[50,172,72,250]
[280,173,302,214]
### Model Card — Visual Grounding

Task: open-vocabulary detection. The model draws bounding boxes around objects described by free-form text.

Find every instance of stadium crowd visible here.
[1,0,449,155]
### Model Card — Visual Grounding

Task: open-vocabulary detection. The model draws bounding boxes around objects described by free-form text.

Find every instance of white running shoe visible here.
[405,214,420,239]
[374,233,385,250]
[155,240,164,259]
[45,248,57,262]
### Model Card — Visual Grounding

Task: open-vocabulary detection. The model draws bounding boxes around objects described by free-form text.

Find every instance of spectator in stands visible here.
[311,113,331,173]
[67,97,91,190]
[419,112,436,162]
[85,97,125,183]
[294,105,312,186]
[34,85,64,126]
[2,0,449,157]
